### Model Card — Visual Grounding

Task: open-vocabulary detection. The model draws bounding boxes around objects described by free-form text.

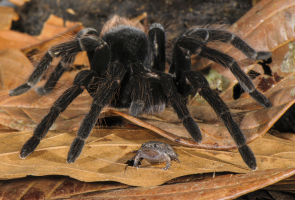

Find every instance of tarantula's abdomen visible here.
[102,25,149,66]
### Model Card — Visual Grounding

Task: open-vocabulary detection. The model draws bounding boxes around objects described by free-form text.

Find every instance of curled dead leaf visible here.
[1,168,295,199]
[0,30,40,51]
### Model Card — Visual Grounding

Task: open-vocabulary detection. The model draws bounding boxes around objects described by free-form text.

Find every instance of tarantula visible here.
[9,16,272,170]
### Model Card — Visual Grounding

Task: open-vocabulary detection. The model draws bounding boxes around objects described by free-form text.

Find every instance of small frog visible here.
[133,141,180,170]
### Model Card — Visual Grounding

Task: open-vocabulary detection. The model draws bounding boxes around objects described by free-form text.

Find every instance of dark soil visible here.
[11,0,252,36]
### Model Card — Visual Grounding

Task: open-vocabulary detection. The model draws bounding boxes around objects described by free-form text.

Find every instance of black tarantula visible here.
[9,16,272,170]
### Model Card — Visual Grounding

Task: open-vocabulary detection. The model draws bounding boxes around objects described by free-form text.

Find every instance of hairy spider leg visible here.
[35,60,68,95]
[184,28,271,60]
[101,25,151,116]
[120,23,166,117]
[148,23,166,72]
[9,28,105,96]
[36,28,106,95]
[115,23,166,116]
[115,63,147,117]
[170,42,193,97]
[121,63,164,117]
[184,70,256,170]
[67,62,127,163]
[20,70,98,158]
[119,62,167,116]
[158,73,203,143]
[129,64,148,117]
[177,27,272,108]
[19,28,108,158]
[169,28,265,170]
[86,37,110,76]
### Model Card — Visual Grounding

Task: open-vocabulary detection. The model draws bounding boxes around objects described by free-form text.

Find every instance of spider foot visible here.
[9,83,32,96]
[249,90,272,108]
[9,52,54,96]
[20,136,41,159]
[183,116,202,143]
[130,100,145,117]
[238,145,257,171]
[67,138,85,163]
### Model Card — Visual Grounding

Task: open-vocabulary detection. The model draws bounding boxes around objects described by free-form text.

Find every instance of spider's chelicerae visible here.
[10,16,272,170]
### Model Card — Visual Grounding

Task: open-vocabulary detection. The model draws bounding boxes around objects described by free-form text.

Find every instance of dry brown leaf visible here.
[0,127,294,186]
[72,168,295,200]
[35,14,82,41]
[0,169,293,199]
[0,30,40,51]
[265,174,295,192]
[0,176,128,199]
[0,7,19,30]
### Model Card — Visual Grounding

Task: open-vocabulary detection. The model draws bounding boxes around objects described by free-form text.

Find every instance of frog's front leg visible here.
[133,151,142,169]
[162,153,171,170]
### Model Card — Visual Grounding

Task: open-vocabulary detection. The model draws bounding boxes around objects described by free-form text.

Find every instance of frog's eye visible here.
[153,144,157,148]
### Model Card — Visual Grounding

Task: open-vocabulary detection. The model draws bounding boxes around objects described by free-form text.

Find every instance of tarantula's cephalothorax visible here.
[10,16,272,170]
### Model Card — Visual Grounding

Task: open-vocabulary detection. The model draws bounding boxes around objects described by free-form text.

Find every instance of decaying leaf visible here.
[0,176,129,199]
[265,173,295,193]
[0,168,293,199]
[0,127,294,186]
[0,7,19,31]
[35,14,82,41]
[0,30,40,51]
[71,168,295,199]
